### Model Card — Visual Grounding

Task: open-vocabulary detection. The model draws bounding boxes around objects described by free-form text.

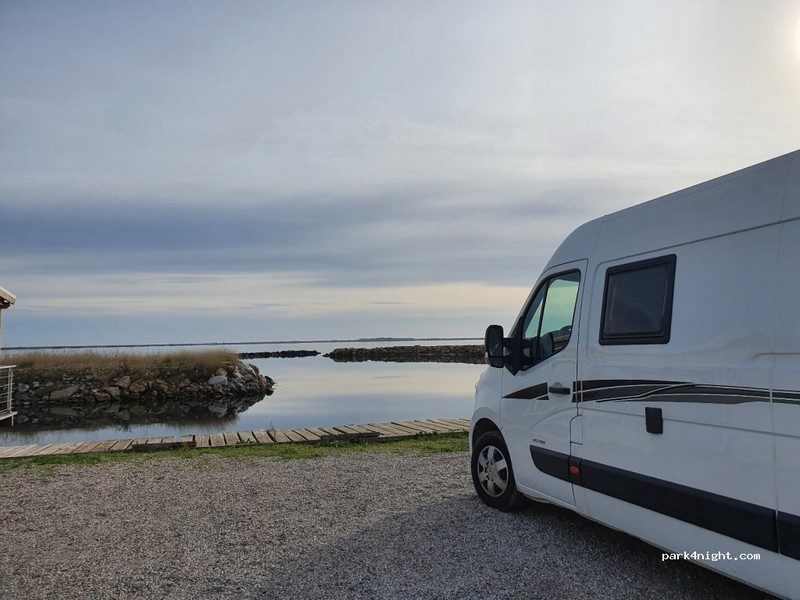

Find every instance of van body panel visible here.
[583,489,785,597]
[579,222,779,502]
[469,367,503,452]
[774,218,800,569]
[545,222,599,272]
[775,219,800,358]
[783,152,800,220]
[593,158,787,262]
[472,150,800,597]
[500,259,586,506]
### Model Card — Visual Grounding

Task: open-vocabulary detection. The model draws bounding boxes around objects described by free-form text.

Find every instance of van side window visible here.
[520,270,581,368]
[599,254,676,345]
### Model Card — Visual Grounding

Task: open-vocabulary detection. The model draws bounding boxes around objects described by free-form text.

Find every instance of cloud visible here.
[9,272,527,317]
[2,0,799,345]
[0,183,600,291]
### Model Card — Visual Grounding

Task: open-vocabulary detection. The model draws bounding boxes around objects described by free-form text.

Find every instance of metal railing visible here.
[0,365,15,419]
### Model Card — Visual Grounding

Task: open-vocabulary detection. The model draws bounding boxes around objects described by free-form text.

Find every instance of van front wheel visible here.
[471,430,527,511]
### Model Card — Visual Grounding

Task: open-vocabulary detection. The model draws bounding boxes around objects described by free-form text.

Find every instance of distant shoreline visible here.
[6,337,482,351]
[325,345,484,364]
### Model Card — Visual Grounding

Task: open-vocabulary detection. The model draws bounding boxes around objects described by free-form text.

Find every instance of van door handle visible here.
[548,384,571,395]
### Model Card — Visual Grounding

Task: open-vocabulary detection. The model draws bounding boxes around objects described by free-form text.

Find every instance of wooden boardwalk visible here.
[0,418,470,461]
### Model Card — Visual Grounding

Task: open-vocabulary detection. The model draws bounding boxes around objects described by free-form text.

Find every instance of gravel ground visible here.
[0,451,773,600]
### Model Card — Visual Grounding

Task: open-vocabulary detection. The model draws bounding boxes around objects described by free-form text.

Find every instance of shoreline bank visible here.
[9,351,273,428]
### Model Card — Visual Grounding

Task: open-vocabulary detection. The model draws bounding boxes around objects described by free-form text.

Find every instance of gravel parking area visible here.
[0,451,772,599]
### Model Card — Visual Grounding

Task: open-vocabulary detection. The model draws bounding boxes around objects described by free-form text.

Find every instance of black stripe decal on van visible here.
[507,380,800,404]
[580,379,682,391]
[573,380,780,405]
[579,457,779,552]
[530,446,570,480]
[503,383,549,400]
[778,513,800,560]
[530,446,783,555]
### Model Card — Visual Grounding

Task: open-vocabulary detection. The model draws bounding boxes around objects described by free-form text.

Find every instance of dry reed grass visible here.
[7,349,240,383]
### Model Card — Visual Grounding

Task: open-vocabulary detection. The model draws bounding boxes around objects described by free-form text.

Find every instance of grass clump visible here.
[0,432,469,475]
[8,349,241,384]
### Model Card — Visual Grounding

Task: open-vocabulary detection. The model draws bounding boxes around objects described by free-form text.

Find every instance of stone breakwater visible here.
[238,350,320,359]
[324,345,485,364]
[12,361,274,427]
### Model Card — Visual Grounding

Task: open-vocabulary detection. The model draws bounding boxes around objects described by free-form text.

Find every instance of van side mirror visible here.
[485,324,505,368]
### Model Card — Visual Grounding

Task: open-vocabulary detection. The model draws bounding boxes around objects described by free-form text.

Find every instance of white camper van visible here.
[470,151,800,598]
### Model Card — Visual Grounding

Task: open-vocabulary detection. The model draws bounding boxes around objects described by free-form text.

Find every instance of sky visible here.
[2,0,800,346]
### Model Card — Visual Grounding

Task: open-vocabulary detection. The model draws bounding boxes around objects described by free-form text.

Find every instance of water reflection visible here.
[11,394,267,430]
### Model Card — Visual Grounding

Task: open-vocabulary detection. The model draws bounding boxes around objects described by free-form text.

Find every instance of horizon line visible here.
[5,336,483,351]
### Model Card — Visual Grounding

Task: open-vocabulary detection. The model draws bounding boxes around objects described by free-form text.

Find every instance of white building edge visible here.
[0,286,17,424]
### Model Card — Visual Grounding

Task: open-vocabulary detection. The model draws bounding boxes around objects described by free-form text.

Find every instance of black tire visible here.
[471,430,527,511]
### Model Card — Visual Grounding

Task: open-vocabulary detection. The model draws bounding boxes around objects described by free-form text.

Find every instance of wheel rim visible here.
[476,444,509,497]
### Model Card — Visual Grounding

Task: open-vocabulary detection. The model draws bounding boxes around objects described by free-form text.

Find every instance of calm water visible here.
[0,341,485,446]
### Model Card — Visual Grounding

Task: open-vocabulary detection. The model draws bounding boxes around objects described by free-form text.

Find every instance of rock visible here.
[129,381,148,394]
[50,387,77,400]
[324,344,485,364]
[12,359,273,427]
[102,386,121,399]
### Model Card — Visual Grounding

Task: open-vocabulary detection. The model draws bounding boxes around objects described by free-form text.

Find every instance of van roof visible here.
[546,149,800,270]
[0,286,16,309]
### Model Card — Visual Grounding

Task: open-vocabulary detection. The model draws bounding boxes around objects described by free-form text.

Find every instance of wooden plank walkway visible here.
[0,418,470,461]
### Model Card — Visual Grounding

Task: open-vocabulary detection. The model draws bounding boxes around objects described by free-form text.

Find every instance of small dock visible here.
[0,417,470,460]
